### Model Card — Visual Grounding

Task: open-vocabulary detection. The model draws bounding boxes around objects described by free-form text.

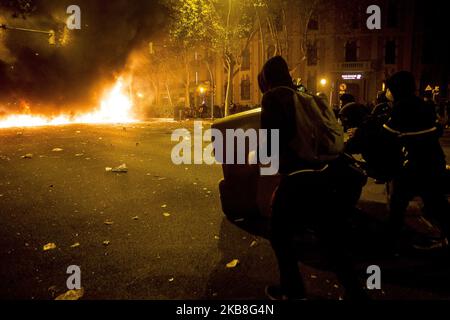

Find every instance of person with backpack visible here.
[259,56,368,300]
[383,71,450,249]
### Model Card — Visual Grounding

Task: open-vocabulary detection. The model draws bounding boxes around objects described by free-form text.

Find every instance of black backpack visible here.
[357,115,405,182]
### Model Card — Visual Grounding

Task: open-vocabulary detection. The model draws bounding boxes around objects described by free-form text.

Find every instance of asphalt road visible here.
[0,120,450,300]
[0,120,281,300]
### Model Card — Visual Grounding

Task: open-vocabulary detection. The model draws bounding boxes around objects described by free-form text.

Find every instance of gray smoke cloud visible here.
[0,0,166,115]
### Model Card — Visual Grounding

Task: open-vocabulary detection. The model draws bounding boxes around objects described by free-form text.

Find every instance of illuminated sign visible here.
[342,74,363,80]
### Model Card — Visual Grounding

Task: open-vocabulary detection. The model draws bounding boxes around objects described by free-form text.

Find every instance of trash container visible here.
[212,108,281,219]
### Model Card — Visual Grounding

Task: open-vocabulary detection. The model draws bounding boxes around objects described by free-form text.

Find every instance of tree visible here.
[163,0,257,116]
[210,0,256,116]
[162,0,216,110]
[0,0,36,18]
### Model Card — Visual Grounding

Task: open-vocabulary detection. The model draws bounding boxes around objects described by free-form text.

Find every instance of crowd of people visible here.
[257,56,449,300]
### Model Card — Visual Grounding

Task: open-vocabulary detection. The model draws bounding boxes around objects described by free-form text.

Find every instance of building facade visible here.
[210,0,446,109]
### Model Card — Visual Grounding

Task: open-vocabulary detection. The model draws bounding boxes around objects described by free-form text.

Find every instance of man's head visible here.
[385,71,416,101]
[258,56,292,93]
[339,102,370,130]
[339,93,355,108]
[376,91,388,104]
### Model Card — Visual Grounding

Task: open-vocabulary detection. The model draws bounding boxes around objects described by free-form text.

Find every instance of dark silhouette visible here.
[258,56,367,300]
[384,71,450,247]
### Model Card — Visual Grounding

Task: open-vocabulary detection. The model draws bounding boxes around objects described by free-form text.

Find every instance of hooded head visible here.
[339,102,370,130]
[376,91,389,104]
[339,93,356,108]
[386,71,416,101]
[258,56,293,93]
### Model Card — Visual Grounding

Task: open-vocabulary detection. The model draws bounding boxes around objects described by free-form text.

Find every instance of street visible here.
[0,120,280,300]
[1,121,450,300]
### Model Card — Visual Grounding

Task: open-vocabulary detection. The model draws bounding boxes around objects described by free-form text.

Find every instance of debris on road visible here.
[103,240,111,246]
[111,164,128,173]
[214,236,220,240]
[163,213,171,217]
[104,220,114,225]
[21,154,33,159]
[70,243,80,248]
[55,288,84,301]
[250,240,258,248]
[161,204,167,208]
[52,148,64,152]
[75,153,84,157]
[168,278,175,282]
[43,243,57,251]
[132,216,139,221]
[226,259,240,268]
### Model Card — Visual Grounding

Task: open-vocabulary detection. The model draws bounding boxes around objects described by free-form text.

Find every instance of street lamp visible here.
[320,78,328,86]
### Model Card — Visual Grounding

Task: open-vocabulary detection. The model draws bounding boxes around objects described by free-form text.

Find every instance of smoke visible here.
[0,0,167,114]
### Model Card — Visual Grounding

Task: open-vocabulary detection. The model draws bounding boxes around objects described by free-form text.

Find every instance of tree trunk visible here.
[165,82,174,109]
[183,48,191,109]
[224,58,234,117]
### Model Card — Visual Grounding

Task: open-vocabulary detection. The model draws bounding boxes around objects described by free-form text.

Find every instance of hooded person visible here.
[383,71,449,249]
[339,93,356,109]
[371,91,392,118]
[259,56,367,301]
[339,102,370,131]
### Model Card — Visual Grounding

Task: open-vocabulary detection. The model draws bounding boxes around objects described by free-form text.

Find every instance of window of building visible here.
[241,49,250,71]
[307,74,317,94]
[241,76,251,101]
[351,13,359,29]
[307,41,318,66]
[387,1,398,28]
[274,14,283,32]
[385,40,396,65]
[307,13,319,30]
[422,36,434,64]
[345,41,357,62]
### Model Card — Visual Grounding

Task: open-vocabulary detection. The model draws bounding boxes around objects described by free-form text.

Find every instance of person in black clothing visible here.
[372,91,392,117]
[344,98,398,182]
[339,102,371,132]
[383,71,450,246]
[259,56,367,300]
[340,93,356,109]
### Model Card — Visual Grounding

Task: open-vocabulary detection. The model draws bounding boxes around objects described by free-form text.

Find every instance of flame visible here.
[0,78,136,129]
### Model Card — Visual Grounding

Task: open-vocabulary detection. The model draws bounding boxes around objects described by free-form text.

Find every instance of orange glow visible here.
[0,78,136,129]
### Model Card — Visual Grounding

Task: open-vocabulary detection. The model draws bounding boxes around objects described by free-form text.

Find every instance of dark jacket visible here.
[384,96,446,175]
[259,56,320,174]
[261,87,306,174]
